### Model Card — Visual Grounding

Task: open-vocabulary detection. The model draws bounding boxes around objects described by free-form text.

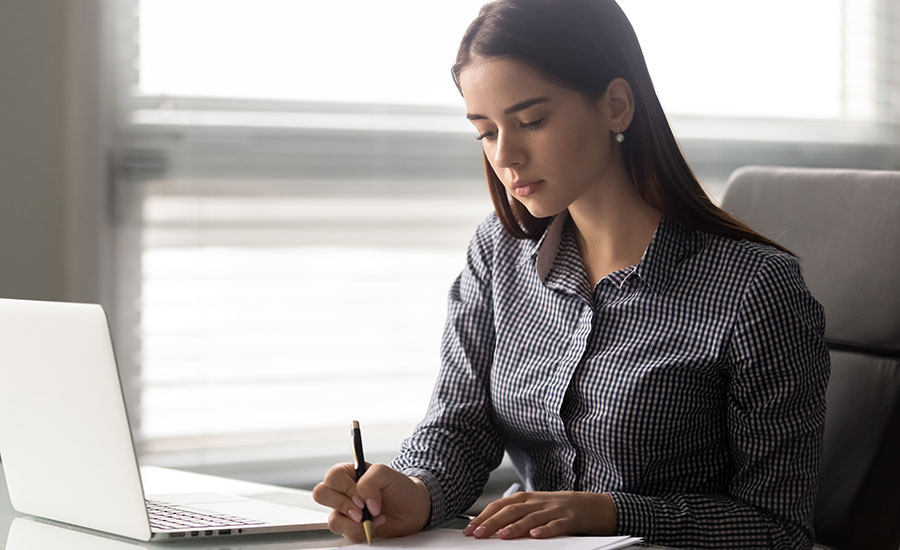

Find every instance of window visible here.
[624,0,856,120]
[111,0,899,483]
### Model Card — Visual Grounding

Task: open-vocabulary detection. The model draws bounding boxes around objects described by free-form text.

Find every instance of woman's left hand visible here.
[463,491,616,539]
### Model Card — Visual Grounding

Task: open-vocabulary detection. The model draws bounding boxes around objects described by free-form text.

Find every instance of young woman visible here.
[313,1,829,548]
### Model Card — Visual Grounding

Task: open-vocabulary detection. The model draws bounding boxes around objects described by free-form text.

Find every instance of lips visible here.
[511,179,544,197]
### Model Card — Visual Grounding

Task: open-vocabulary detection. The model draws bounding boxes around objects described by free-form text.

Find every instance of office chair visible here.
[721,166,900,550]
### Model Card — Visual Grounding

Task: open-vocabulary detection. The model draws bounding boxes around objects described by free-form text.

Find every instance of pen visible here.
[351,420,374,545]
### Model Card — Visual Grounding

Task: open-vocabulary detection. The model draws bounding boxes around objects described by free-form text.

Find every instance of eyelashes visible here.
[475,118,546,141]
[520,118,545,130]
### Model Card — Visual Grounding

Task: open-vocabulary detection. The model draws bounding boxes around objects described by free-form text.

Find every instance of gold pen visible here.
[351,420,374,544]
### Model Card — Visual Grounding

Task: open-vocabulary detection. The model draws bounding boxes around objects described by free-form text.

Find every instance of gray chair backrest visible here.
[721,166,900,550]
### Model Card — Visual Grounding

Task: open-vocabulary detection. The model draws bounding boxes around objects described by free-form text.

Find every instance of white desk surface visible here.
[0,462,671,550]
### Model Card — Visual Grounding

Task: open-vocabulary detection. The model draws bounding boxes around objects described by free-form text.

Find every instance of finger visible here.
[498,509,561,539]
[529,517,577,539]
[466,492,526,533]
[321,463,360,494]
[327,510,367,543]
[312,482,362,520]
[471,502,538,538]
[463,493,521,537]
[354,463,393,516]
[318,463,369,511]
[365,497,381,517]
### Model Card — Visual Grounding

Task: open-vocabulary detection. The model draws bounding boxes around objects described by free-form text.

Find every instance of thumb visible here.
[355,464,398,516]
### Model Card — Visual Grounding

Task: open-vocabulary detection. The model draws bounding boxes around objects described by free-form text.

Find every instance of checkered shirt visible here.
[391,211,829,549]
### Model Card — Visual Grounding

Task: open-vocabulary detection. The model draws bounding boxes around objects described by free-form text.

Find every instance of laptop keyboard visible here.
[146,500,267,531]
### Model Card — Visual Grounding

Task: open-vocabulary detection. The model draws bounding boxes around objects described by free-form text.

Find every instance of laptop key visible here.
[147,500,267,531]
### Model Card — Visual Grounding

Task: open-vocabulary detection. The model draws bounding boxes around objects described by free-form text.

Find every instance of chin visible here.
[518,199,563,220]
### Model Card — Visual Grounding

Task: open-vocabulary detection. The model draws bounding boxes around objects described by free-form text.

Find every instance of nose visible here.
[491,130,526,168]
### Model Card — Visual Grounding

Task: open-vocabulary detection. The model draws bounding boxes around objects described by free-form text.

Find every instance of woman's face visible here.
[458,56,617,219]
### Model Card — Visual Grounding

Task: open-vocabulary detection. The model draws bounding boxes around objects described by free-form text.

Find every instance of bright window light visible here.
[138,0,486,105]
[619,0,847,119]
[139,0,873,119]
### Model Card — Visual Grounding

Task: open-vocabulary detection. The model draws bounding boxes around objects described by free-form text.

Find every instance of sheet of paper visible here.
[335,528,642,549]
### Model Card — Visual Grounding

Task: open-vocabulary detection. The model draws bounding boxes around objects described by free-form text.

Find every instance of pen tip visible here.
[363,520,373,545]
[352,420,360,430]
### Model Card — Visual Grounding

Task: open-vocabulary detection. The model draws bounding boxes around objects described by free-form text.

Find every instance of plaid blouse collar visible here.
[521,211,709,296]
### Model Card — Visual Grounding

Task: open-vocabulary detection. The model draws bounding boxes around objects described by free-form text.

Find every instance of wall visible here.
[0,1,66,301]
[0,0,112,306]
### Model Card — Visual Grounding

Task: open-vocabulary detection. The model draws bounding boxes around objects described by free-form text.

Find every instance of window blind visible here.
[133,178,491,470]
[112,0,900,481]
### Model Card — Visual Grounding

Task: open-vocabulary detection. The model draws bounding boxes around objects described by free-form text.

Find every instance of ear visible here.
[600,78,635,132]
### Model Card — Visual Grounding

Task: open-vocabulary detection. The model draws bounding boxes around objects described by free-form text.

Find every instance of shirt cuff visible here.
[608,491,657,539]
[399,468,446,529]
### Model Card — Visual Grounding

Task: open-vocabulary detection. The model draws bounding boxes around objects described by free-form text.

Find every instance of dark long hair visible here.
[452,0,791,253]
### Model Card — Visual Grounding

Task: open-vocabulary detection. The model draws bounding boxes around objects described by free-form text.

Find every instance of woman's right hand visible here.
[312,462,431,543]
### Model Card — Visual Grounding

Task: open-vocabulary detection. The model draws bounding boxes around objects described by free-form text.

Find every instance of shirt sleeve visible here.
[608,253,830,549]
[390,215,506,527]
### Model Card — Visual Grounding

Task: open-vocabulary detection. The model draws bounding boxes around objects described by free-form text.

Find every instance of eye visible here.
[520,118,545,130]
[475,129,498,142]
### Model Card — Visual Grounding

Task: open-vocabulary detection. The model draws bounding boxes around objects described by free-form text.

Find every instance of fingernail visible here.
[348,508,362,523]
[473,525,487,537]
[463,523,476,536]
[373,515,387,527]
[366,498,381,516]
[530,527,543,538]
[351,496,364,509]
[499,526,511,537]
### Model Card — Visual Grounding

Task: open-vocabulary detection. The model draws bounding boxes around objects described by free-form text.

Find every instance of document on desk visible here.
[337,528,642,549]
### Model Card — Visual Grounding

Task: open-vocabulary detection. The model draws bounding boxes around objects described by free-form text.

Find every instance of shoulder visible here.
[698,231,824,327]
[675,227,822,322]
[659,220,795,298]
[699,230,804,288]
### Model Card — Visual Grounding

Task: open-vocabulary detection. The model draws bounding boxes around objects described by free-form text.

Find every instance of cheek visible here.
[574,117,607,150]
[564,122,610,173]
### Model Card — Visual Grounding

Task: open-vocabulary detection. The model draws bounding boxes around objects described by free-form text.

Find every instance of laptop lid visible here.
[0,299,153,541]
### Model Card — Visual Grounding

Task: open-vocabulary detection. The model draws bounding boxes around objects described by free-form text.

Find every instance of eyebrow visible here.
[466,97,550,120]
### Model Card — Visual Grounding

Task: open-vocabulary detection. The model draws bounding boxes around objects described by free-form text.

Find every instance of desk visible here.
[0,463,673,550]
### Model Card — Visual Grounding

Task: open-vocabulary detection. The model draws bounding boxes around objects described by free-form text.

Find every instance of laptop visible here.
[0,298,330,541]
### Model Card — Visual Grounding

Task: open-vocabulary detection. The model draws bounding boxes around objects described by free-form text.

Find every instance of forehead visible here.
[458,57,567,114]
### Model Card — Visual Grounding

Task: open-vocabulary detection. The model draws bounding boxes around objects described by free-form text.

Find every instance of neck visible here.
[568,166,661,285]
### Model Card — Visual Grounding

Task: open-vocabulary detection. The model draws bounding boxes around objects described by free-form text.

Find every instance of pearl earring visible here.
[615,126,625,143]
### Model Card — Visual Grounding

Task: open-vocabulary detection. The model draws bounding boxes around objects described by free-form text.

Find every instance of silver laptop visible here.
[0,298,330,541]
